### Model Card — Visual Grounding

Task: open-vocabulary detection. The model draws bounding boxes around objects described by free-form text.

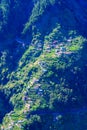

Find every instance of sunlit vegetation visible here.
[0,0,87,129]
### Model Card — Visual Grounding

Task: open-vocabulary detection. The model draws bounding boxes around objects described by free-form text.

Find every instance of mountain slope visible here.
[0,0,87,130]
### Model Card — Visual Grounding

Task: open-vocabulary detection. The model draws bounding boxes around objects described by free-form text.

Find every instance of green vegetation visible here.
[68,36,86,51]
[23,0,56,34]
[0,0,87,129]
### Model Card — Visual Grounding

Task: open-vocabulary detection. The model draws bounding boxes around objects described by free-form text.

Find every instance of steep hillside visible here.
[0,0,87,130]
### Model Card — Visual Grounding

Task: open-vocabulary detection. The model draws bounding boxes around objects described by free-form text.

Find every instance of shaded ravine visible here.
[28,106,87,118]
[0,92,13,123]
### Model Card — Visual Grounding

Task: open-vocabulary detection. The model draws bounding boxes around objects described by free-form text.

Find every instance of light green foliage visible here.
[0,0,87,129]
[0,1,9,31]
[23,0,56,34]
[68,36,86,51]
[44,24,61,43]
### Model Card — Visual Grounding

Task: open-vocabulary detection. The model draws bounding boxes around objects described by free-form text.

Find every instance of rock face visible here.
[0,0,87,130]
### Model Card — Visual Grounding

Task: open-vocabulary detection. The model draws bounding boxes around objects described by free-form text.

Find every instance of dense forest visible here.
[0,0,87,129]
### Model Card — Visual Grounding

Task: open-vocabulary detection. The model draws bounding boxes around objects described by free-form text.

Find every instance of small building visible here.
[33,84,40,90]
[60,47,66,52]
[32,78,39,85]
[22,96,28,102]
[53,40,58,44]
[46,46,51,50]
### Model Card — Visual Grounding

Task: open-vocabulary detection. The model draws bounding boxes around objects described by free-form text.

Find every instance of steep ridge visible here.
[0,0,87,130]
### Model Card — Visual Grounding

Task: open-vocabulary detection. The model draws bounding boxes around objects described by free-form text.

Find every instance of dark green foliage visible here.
[0,0,87,130]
